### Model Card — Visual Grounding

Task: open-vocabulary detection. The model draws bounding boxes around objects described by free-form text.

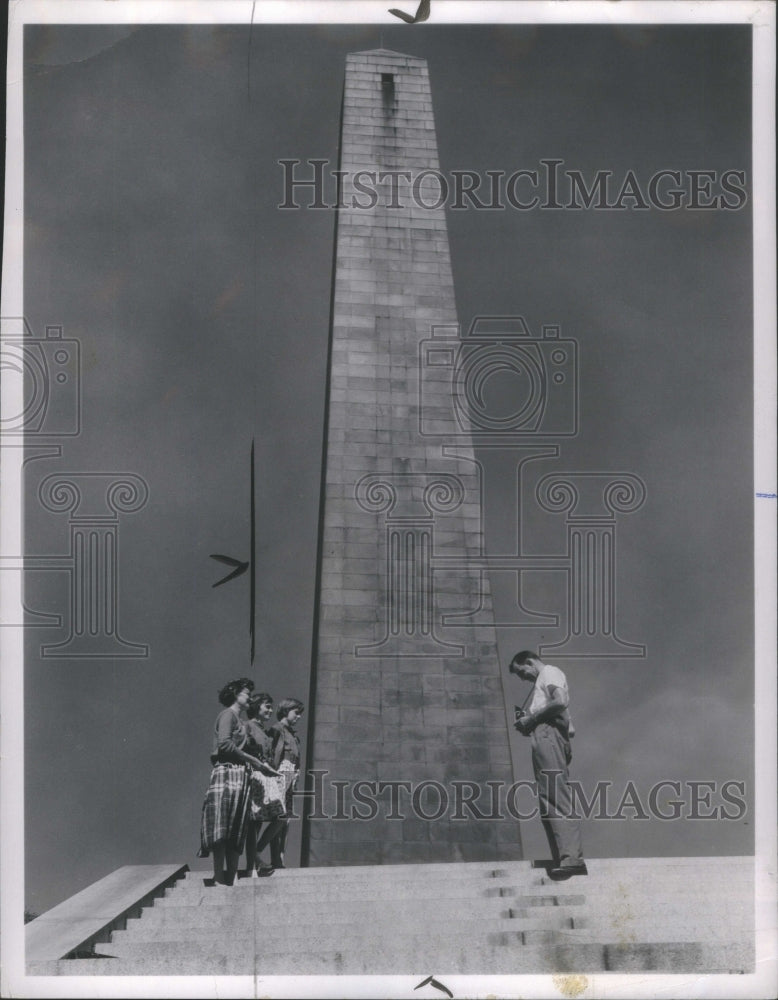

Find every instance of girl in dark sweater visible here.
[198,678,261,886]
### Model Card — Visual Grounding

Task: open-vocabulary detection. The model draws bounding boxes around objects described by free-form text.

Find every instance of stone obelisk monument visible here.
[303,50,519,865]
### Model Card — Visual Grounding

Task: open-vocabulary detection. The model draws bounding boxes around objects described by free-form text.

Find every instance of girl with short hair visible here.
[269,698,304,869]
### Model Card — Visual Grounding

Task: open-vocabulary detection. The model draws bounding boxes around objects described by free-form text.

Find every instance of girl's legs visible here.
[212,841,227,885]
[244,821,259,876]
[270,821,288,868]
[225,846,241,886]
[257,818,284,862]
[270,770,295,867]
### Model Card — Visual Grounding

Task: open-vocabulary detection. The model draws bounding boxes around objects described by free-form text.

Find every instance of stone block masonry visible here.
[303,50,520,865]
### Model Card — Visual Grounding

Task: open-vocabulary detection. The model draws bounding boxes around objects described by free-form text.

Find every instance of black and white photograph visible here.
[1,1,775,997]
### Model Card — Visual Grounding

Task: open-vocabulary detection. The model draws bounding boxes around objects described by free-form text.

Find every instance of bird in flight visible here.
[389,0,430,24]
[210,553,249,588]
[208,440,258,663]
[414,976,453,999]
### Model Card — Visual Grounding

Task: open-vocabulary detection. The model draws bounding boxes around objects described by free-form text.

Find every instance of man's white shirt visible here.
[528,663,570,717]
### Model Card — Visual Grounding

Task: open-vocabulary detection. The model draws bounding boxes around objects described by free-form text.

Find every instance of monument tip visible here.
[349,47,425,59]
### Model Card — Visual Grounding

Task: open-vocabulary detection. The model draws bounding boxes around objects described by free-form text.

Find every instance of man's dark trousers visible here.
[531,722,583,867]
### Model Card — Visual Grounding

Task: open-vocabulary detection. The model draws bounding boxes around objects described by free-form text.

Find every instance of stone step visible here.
[92,932,561,965]
[108,915,576,947]
[183,856,751,882]
[157,876,749,911]
[134,896,580,929]
[135,899,580,929]
[178,861,750,887]
[154,879,589,905]
[531,873,751,892]
[114,909,749,951]
[180,856,752,892]
[569,902,751,928]
[150,892,586,913]
[247,871,748,890]
[27,943,558,977]
[527,880,753,901]
[172,875,723,899]
[554,920,753,944]
[115,902,749,944]
[96,909,755,960]
[177,866,527,890]
[169,875,520,898]
[36,937,751,976]
[183,858,529,879]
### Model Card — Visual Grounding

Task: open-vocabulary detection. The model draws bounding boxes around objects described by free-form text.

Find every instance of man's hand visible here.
[514,712,534,736]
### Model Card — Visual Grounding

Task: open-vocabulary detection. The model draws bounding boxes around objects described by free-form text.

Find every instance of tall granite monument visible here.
[303,50,519,865]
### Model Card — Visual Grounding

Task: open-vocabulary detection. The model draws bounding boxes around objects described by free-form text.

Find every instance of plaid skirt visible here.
[198,763,251,857]
[249,771,286,823]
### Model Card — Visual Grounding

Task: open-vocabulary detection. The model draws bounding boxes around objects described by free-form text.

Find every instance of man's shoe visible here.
[258,865,275,877]
[549,862,588,880]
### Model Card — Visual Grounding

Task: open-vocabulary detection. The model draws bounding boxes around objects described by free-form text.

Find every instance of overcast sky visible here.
[20,21,753,915]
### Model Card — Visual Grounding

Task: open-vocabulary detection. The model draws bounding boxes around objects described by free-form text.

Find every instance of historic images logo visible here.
[292,771,748,824]
[0,316,149,657]
[353,315,647,660]
[279,158,748,212]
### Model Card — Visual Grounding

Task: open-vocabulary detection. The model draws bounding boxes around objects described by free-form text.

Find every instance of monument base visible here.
[28,857,754,977]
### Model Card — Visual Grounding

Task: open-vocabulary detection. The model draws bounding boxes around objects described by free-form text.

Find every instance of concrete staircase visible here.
[29,857,754,976]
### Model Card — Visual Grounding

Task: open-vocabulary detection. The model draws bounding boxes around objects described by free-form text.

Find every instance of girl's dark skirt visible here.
[198,762,251,857]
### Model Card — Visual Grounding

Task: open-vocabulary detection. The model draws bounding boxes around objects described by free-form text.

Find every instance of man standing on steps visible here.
[509,650,588,881]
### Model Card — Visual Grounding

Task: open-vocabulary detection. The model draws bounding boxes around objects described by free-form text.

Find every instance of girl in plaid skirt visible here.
[198,678,262,886]
[243,692,286,877]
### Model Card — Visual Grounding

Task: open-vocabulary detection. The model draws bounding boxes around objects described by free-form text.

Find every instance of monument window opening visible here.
[381,72,396,111]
